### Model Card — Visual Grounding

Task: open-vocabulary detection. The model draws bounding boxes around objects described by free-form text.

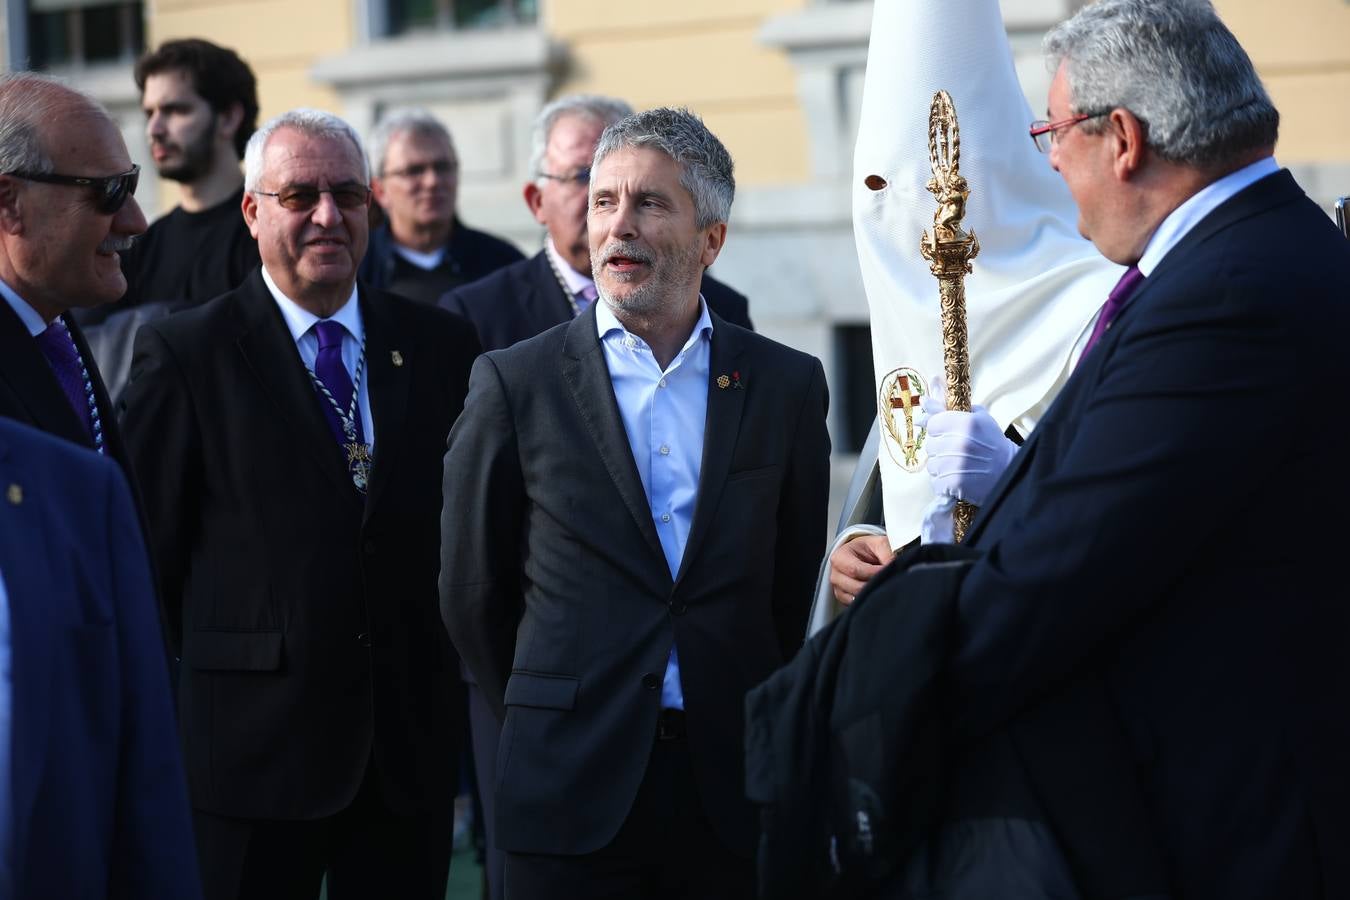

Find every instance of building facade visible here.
[4,0,1347,516]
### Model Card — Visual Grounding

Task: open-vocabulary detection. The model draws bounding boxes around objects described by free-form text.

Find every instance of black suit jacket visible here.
[121,270,482,821]
[439,250,753,351]
[950,171,1350,898]
[0,300,133,480]
[439,305,828,858]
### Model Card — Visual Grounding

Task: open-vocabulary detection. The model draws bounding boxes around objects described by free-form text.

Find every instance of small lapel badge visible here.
[717,374,730,389]
[6,483,21,505]
[730,370,743,390]
[391,350,404,368]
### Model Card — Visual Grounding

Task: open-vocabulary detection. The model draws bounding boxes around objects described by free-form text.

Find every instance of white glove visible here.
[921,388,1018,507]
[920,494,956,543]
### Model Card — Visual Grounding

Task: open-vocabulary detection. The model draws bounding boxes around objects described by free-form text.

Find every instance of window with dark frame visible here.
[833,323,876,455]
[27,1,143,70]
[386,0,538,35]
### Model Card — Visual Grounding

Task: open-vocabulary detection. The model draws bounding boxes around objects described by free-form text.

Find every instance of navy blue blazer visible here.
[951,171,1350,898]
[439,250,753,351]
[0,416,199,899]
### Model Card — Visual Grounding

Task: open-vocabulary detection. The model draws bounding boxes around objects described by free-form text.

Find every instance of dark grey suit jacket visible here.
[439,304,829,858]
[121,270,481,821]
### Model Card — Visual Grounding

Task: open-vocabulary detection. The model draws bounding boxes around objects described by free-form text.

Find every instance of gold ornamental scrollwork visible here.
[920,90,980,542]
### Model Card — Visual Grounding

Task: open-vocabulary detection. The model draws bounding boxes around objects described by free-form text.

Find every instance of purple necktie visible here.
[576,283,598,313]
[312,320,364,447]
[34,317,96,442]
[1079,265,1145,362]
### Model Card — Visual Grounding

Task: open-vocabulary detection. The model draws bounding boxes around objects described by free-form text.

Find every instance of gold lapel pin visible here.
[6,483,21,505]
[391,350,404,367]
[716,374,730,389]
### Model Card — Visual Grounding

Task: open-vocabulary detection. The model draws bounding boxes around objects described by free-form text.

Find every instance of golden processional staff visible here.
[920,90,980,541]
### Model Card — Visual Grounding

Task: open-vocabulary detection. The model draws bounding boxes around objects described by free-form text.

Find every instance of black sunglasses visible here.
[4,164,140,214]
[251,185,371,212]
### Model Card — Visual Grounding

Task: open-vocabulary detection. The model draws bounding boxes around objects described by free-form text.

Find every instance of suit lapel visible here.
[675,316,747,585]
[561,307,666,567]
[0,434,55,883]
[359,286,408,521]
[528,251,581,330]
[232,272,358,497]
[0,301,90,448]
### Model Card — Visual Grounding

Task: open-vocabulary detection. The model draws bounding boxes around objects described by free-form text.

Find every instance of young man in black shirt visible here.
[79,39,260,400]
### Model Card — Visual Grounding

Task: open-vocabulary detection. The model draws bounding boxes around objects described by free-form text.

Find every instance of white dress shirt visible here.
[0,279,49,336]
[596,298,714,710]
[261,267,376,451]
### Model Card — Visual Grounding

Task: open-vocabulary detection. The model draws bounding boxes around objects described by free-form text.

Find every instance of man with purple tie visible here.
[0,73,147,482]
[846,0,1350,896]
[121,108,481,900]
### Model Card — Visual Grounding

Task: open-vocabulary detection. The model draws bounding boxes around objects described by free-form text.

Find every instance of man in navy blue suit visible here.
[861,0,1350,896]
[0,415,199,898]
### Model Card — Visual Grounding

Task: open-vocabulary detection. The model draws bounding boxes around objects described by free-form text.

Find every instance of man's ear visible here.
[700,221,728,268]
[371,175,388,209]
[1109,108,1148,181]
[241,189,260,239]
[0,177,24,235]
[523,180,545,224]
[218,102,245,149]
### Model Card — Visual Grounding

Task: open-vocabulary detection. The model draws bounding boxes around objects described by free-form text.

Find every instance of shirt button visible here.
[659,444,670,456]
[661,513,671,523]
[658,378,667,388]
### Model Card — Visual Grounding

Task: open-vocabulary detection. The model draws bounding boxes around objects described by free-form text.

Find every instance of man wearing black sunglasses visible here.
[361,109,523,305]
[121,108,481,900]
[0,72,148,488]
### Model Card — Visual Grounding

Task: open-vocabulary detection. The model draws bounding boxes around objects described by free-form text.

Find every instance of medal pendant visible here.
[345,440,373,493]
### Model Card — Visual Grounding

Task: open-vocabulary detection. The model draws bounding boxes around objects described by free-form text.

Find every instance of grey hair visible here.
[528,94,632,180]
[243,108,369,190]
[592,107,735,229]
[367,108,455,176]
[1044,0,1278,169]
[0,72,110,176]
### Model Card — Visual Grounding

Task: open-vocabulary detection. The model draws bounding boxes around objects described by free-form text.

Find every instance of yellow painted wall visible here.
[147,0,350,208]
[548,0,811,186]
[1216,0,1350,162]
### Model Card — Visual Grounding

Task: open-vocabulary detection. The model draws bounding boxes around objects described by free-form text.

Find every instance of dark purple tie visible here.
[1079,265,1145,361]
[34,317,95,441]
[312,320,363,447]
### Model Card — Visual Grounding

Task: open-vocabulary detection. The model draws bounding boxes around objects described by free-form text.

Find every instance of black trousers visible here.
[504,718,754,900]
[469,680,507,900]
[193,761,454,900]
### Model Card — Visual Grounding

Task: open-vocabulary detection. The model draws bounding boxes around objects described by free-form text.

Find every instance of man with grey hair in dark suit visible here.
[441,107,829,899]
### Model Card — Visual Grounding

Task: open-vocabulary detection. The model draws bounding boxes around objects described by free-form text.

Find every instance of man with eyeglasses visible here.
[441,94,752,353]
[359,110,523,305]
[0,72,147,487]
[76,39,262,404]
[822,0,1350,896]
[121,108,482,900]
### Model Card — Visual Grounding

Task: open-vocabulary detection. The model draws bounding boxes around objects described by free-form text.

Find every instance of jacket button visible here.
[642,673,660,691]
[357,632,372,647]
[670,601,688,615]
[363,540,376,555]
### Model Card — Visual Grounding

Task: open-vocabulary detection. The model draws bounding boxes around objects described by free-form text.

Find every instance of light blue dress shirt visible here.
[596,298,714,711]
[0,567,12,895]
[261,267,376,451]
[1137,156,1280,276]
